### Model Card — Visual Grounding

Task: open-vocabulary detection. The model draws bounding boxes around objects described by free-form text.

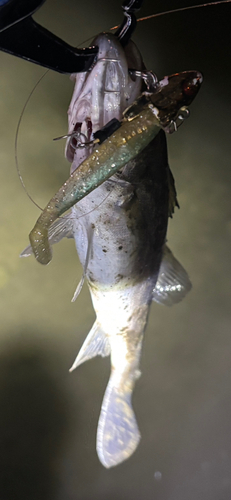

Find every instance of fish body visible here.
[70,131,170,468]
[65,35,171,467]
[23,33,202,467]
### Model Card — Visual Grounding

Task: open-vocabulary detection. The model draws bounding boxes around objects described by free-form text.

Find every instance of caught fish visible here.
[22,32,202,467]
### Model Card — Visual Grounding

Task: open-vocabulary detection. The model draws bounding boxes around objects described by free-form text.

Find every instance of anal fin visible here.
[69,321,111,372]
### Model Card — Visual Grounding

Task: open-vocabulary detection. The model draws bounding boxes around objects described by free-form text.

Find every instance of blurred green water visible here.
[0,1,231,499]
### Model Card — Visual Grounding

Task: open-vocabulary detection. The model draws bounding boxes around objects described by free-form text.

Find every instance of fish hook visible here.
[115,0,144,46]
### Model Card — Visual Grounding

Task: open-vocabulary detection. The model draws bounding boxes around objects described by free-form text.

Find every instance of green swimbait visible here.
[29,70,202,265]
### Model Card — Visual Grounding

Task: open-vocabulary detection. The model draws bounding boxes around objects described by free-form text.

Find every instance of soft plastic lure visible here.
[29,70,202,265]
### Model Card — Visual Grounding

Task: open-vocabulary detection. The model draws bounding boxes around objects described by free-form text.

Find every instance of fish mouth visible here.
[65,32,143,172]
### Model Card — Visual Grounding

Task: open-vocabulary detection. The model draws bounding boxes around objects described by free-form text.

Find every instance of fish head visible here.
[65,32,143,172]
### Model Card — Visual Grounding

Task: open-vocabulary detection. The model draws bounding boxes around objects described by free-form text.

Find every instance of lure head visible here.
[150,70,203,133]
[65,32,144,172]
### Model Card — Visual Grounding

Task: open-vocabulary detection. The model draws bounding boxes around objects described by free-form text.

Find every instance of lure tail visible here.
[96,370,140,468]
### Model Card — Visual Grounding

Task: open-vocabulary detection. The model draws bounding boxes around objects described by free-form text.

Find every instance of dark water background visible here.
[0,0,231,498]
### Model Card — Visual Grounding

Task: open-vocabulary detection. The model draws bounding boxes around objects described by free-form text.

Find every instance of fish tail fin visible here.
[97,372,140,468]
[69,321,111,372]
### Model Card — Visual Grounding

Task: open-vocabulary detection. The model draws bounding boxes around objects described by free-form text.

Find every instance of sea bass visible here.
[22,33,202,468]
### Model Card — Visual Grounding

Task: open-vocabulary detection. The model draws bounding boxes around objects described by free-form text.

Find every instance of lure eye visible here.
[182,80,194,96]
[182,78,198,97]
[182,72,203,97]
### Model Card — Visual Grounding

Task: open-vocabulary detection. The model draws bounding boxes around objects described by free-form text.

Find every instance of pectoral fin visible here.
[20,216,73,257]
[69,321,111,371]
[97,373,140,468]
[153,245,192,306]
[71,224,93,302]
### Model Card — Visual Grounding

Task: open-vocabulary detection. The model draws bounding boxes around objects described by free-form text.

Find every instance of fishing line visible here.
[110,0,231,29]
[15,67,112,220]
[60,187,112,223]
[15,70,49,210]
[136,0,231,24]
[59,1,231,43]
[70,188,112,221]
